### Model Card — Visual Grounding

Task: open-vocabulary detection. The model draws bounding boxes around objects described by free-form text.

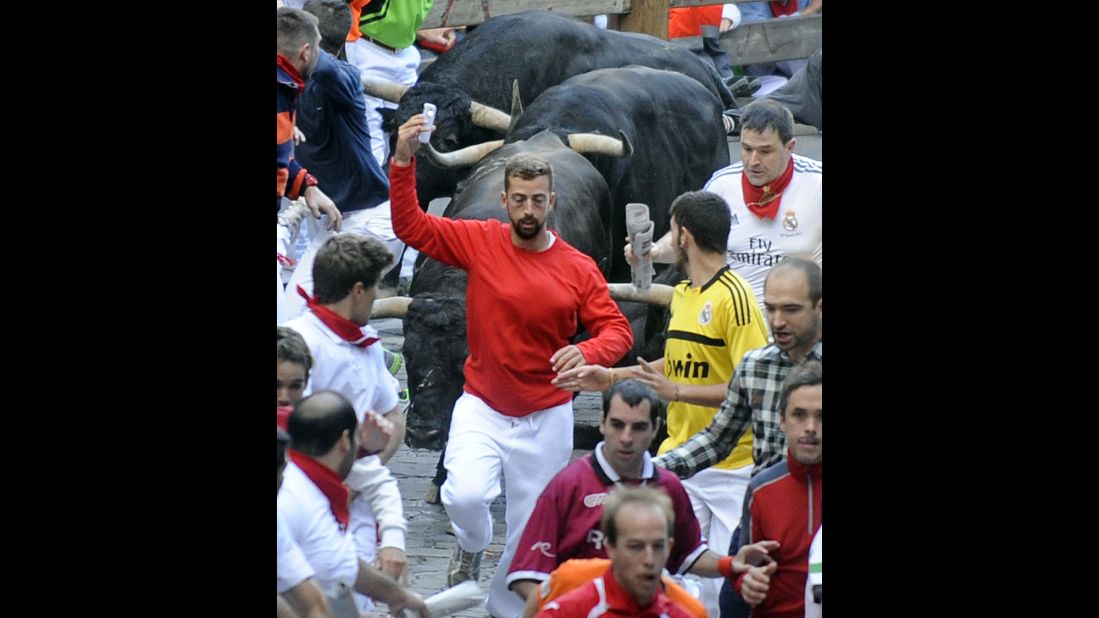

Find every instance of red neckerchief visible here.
[769,1,800,16]
[276,253,295,268]
[297,286,379,348]
[276,406,293,431]
[289,449,350,532]
[742,156,795,220]
[276,54,305,88]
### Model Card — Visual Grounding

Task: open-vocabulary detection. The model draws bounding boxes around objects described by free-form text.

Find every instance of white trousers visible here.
[277,223,293,324]
[344,39,421,167]
[442,392,573,618]
[349,495,379,613]
[682,464,752,618]
[282,204,406,320]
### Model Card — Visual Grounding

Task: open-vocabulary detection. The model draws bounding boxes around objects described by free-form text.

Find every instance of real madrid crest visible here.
[783,210,799,231]
[699,301,713,326]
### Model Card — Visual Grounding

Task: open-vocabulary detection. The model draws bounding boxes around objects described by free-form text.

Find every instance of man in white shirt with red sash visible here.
[277,391,428,617]
[280,233,409,613]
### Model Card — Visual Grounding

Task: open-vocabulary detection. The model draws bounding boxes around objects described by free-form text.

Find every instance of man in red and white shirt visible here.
[533,485,696,618]
[391,115,634,617]
[631,98,821,316]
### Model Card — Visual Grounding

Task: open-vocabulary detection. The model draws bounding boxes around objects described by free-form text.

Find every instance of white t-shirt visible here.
[277,463,361,597]
[277,511,315,594]
[281,312,400,421]
[703,153,822,312]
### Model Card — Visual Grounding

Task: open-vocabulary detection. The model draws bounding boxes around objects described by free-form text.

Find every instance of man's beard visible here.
[675,245,689,273]
[512,217,544,240]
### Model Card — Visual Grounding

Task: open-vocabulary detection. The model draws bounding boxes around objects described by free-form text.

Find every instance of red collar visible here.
[297,286,379,348]
[741,156,795,220]
[289,449,350,532]
[276,53,305,88]
[276,406,293,431]
[785,449,823,482]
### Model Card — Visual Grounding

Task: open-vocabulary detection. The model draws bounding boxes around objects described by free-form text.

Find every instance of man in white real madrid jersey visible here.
[555,190,768,617]
[628,98,821,314]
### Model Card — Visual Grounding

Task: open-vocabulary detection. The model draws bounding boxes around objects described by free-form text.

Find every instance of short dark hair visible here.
[603,378,662,425]
[504,154,553,193]
[312,233,394,304]
[286,391,358,456]
[740,98,795,144]
[276,7,320,58]
[778,360,822,418]
[601,485,674,546]
[277,326,313,373]
[767,256,822,306]
[669,191,731,254]
[303,0,351,55]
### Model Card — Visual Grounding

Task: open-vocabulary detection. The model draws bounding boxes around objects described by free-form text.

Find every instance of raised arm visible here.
[388,115,485,269]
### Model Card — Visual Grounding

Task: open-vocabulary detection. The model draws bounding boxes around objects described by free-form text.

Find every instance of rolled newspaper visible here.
[400,580,485,618]
[626,203,654,290]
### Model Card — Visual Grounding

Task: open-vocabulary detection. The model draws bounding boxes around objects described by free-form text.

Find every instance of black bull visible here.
[378,10,737,215]
[505,66,730,281]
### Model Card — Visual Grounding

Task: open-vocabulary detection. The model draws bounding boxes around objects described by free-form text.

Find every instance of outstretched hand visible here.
[734,540,780,573]
[393,115,435,166]
[741,560,778,606]
[550,344,587,374]
[633,357,675,401]
[553,363,612,392]
[359,411,395,455]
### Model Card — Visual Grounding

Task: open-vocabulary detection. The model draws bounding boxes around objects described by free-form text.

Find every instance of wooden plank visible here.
[718,14,821,65]
[422,0,628,29]
[618,0,669,38]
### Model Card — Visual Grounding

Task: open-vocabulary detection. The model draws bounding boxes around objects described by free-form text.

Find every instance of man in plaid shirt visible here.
[654,257,822,477]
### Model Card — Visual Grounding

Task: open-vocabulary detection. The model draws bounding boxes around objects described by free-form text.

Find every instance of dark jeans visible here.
[719,524,753,618]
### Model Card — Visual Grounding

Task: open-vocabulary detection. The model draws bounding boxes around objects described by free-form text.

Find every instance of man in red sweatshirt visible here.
[735,360,821,617]
[390,115,634,617]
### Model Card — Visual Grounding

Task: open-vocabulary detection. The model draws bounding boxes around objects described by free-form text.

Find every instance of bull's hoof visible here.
[425,484,441,504]
[405,428,443,450]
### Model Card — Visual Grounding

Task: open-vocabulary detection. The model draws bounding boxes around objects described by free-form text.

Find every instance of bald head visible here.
[286,390,357,456]
[766,257,821,305]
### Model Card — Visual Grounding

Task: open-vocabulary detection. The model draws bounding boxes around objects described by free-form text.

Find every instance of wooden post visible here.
[619,0,669,39]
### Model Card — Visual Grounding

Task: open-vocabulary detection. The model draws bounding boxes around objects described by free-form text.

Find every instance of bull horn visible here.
[470,101,512,133]
[506,80,523,134]
[421,139,505,168]
[361,77,409,103]
[371,296,413,319]
[567,130,634,158]
[608,283,675,307]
